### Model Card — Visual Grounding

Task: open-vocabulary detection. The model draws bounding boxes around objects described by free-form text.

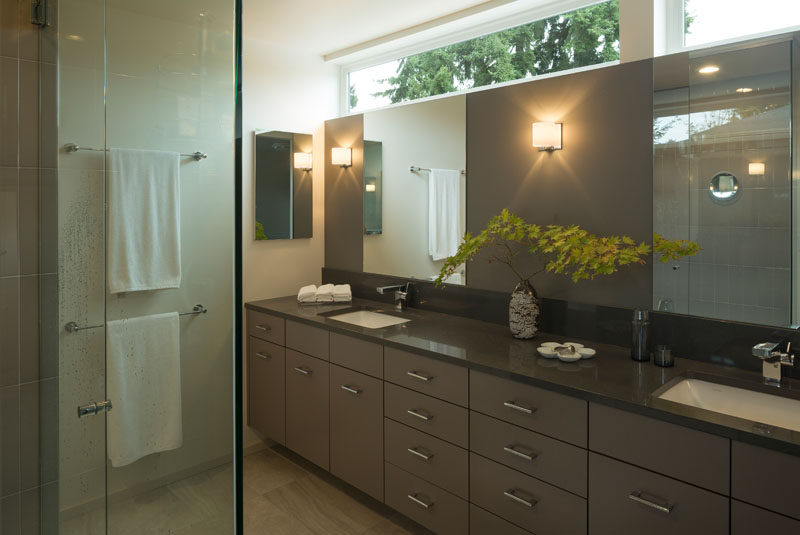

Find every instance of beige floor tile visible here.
[244,449,307,495]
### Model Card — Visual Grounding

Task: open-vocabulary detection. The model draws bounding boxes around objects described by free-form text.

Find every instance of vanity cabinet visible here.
[247,338,285,444]
[731,500,800,534]
[731,441,800,521]
[285,349,330,470]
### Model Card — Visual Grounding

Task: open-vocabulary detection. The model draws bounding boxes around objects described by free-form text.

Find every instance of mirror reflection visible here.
[708,172,741,204]
[363,140,383,235]
[254,130,313,240]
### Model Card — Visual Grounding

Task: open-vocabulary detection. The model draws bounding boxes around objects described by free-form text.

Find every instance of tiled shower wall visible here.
[0,0,59,532]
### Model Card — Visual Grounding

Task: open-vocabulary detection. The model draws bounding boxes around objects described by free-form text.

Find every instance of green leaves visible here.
[435,209,701,286]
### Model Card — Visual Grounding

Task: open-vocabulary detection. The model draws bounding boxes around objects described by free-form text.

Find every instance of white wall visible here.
[242,14,339,448]
[363,96,466,282]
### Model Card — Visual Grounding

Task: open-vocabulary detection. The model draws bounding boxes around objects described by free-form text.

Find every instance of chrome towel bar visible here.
[410,165,466,176]
[64,143,207,161]
[64,304,208,333]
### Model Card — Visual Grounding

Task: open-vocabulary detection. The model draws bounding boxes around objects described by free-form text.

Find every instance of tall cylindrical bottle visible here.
[631,309,650,361]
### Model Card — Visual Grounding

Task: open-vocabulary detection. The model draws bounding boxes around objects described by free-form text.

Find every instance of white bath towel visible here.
[108,148,181,293]
[298,284,317,303]
[107,312,182,467]
[315,284,335,302]
[333,284,352,302]
[428,169,461,261]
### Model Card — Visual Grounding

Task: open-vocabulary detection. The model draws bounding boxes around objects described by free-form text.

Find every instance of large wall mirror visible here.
[362,95,467,284]
[653,36,800,327]
[253,130,313,240]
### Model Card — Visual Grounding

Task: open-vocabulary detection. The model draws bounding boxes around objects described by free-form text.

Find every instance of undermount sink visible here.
[323,308,410,329]
[656,376,800,433]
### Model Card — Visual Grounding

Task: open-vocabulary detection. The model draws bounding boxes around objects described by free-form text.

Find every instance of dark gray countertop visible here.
[246,296,800,456]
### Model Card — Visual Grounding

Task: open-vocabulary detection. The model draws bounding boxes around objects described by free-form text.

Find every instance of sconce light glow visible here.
[531,122,562,152]
[748,162,765,175]
[294,152,313,170]
[331,147,352,168]
[736,87,753,93]
[365,184,376,192]
[698,65,720,74]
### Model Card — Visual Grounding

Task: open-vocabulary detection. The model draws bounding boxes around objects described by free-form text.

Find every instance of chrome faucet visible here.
[752,341,795,386]
[376,283,412,312]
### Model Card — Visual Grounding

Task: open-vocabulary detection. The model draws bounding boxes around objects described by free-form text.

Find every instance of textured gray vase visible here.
[509,281,539,339]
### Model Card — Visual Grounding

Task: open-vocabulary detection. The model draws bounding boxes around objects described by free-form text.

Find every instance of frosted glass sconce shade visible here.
[331,147,352,167]
[748,162,765,175]
[294,152,313,170]
[365,183,376,192]
[532,122,562,152]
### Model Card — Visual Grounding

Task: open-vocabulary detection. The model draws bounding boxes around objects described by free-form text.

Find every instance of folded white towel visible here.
[315,284,335,302]
[107,312,182,467]
[298,284,317,303]
[333,284,352,302]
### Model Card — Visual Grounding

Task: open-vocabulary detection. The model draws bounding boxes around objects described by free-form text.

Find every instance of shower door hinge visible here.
[77,400,113,418]
[30,0,48,27]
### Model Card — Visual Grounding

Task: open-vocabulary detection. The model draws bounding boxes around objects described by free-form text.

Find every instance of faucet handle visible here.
[753,342,781,359]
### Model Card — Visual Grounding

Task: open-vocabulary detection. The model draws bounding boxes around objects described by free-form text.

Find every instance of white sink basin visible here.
[327,310,410,329]
[657,378,800,432]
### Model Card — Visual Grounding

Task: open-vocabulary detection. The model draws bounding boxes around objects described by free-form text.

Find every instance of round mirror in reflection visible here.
[708,172,741,205]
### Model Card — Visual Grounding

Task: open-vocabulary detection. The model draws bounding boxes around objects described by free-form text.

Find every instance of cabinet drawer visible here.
[385,419,468,499]
[470,453,586,535]
[247,337,285,444]
[385,463,468,535]
[589,403,729,495]
[470,504,531,535]
[330,365,383,501]
[385,383,468,448]
[247,310,285,345]
[330,333,383,378]
[470,370,587,447]
[384,347,468,407]
[732,500,800,534]
[588,452,728,535]
[286,320,329,360]
[732,441,800,520]
[285,350,329,470]
[470,411,587,497]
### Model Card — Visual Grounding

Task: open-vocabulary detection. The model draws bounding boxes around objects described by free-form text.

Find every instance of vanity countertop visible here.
[246,296,800,456]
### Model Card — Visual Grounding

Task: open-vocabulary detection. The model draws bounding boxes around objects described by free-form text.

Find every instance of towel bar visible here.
[410,165,466,175]
[64,304,208,333]
[64,143,207,161]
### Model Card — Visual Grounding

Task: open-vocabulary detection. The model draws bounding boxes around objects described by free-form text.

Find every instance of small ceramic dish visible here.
[578,348,596,359]
[557,352,582,363]
[563,342,585,348]
[541,342,562,348]
[537,346,559,358]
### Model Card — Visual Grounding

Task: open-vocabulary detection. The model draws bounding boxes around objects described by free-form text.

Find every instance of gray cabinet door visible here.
[247,337,285,445]
[247,309,285,345]
[286,320,330,360]
[330,364,384,501]
[732,500,800,534]
[384,383,469,448]
[732,441,800,520]
[330,333,383,378]
[285,349,329,470]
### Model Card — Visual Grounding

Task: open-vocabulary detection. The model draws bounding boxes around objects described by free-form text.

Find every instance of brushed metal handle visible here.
[293,366,312,376]
[504,489,536,508]
[407,447,433,461]
[407,370,433,382]
[407,409,432,421]
[340,385,362,395]
[504,401,536,415]
[407,493,434,510]
[628,490,673,514]
[255,352,270,360]
[255,324,271,332]
[504,445,538,462]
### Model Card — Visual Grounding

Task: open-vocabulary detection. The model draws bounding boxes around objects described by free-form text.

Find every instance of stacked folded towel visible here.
[297,284,317,303]
[315,284,335,302]
[333,284,352,303]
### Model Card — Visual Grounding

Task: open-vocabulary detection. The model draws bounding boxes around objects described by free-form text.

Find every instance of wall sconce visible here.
[532,122,562,152]
[748,162,765,175]
[294,152,313,170]
[365,183,376,192]
[331,147,352,168]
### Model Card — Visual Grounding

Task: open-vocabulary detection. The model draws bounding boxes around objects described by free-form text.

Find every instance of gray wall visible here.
[465,60,654,308]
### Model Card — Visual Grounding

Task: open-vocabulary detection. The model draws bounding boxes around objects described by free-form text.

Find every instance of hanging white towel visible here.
[428,169,461,260]
[107,312,182,467]
[108,148,181,293]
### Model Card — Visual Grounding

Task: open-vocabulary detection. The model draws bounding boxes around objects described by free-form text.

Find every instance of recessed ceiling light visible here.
[698,65,720,74]
[736,87,753,93]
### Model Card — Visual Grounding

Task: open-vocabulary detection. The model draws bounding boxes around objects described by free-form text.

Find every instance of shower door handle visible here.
[77,399,113,418]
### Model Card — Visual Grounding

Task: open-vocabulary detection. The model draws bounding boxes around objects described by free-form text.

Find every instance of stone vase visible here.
[508,281,539,339]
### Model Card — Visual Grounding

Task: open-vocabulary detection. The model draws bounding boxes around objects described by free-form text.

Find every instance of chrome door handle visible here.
[407,370,432,382]
[255,352,270,360]
[77,400,112,418]
[628,490,673,514]
[407,493,434,510]
[503,445,538,462]
[503,489,536,508]
[407,447,434,461]
[407,409,432,421]
[504,401,536,414]
[293,366,312,376]
[255,324,271,332]
[340,385,362,395]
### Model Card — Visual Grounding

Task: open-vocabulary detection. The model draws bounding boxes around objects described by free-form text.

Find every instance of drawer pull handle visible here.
[628,491,673,514]
[407,493,434,510]
[407,447,434,461]
[407,409,433,421]
[503,445,538,462]
[407,370,433,382]
[503,489,537,508]
[503,401,536,415]
[340,385,362,395]
[293,366,312,376]
[255,352,270,360]
[255,324,271,332]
